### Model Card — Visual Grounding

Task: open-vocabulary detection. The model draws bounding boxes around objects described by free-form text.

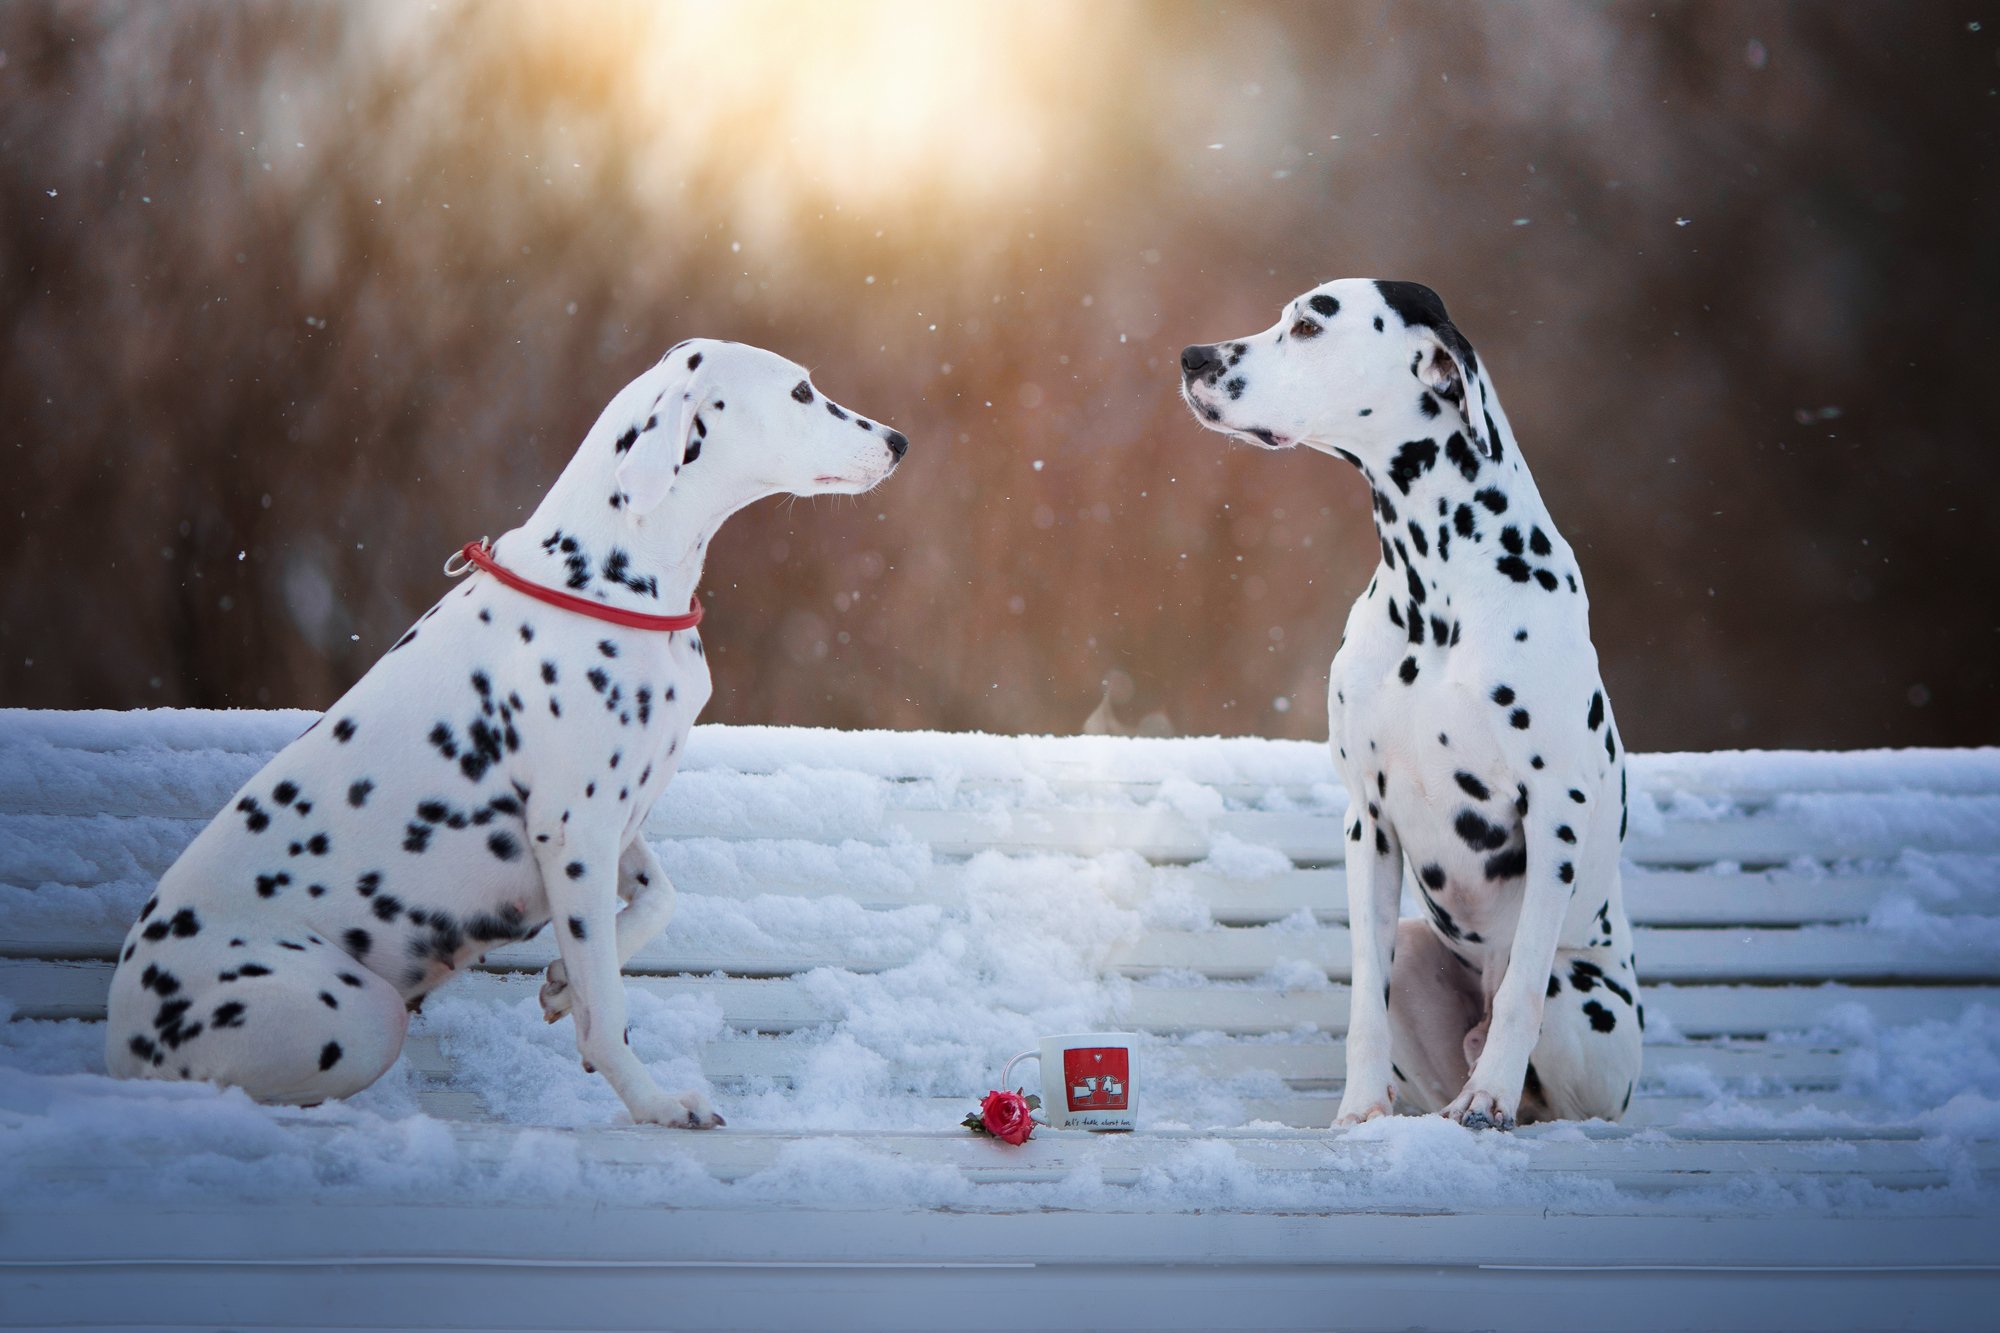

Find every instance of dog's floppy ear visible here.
[613,370,706,515]
[1415,326,1496,459]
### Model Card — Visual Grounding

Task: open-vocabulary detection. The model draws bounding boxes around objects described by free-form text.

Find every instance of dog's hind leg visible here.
[1517,946,1644,1123]
[541,838,677,1023]
[1383,919,1484,1115]
[107,926,408,1106]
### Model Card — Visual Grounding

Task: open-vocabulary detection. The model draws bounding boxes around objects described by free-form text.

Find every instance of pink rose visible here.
[979,1089,1035,1145]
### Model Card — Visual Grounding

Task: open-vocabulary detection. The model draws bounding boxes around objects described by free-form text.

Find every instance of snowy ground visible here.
[2,710,1997,1222]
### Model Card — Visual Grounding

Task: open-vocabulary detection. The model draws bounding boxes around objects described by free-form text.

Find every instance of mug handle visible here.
[1000,1050,1038,1092]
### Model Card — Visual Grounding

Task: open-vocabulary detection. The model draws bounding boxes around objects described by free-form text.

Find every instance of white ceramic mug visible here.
[1001,1032,1137,1131]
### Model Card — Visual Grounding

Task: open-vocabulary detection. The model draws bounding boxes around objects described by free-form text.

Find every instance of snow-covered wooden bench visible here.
[2,709,1996,1331]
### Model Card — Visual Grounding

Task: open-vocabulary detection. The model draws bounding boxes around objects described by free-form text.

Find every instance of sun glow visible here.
[634,1,1089,213]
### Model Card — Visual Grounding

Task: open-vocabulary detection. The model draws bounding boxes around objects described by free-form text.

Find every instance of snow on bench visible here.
[3,709,1998,1330]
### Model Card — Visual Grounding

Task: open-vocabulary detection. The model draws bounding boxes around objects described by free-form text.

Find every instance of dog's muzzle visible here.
[1180,344,1225,383]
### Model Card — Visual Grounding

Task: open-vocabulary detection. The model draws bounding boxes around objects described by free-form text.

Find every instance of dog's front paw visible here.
[539,961,572,1023]
[679,1090,725,1129]
[1441,1086,1517,1131]
[630,1090,726,1130]
[1334,1083,1396,1128]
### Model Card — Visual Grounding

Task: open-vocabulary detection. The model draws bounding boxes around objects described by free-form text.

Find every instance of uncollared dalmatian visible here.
[1180,280,1640,1129]
[105,340,909,1125]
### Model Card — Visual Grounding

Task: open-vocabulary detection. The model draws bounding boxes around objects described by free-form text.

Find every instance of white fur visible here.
[1181,280,1642,1129]
[105,339,907,1126]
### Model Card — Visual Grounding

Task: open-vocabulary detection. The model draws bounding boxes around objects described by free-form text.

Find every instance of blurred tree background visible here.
[2,0,1995,750]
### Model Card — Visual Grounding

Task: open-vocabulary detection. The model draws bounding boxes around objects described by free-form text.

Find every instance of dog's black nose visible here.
[1181,344,1223,380]
[884,429,909,461]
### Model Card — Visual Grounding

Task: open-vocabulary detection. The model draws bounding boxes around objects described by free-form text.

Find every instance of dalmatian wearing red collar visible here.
[1180,280,1641,1129]
[107,340,908,1127]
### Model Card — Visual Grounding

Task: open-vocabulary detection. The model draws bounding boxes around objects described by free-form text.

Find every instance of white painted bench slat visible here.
[6,954,1988,1042]
[483,1124,2000,1186]
[7,917,1991,987]
[392,1030,1858,1096]
[10,723,2000,794]
[403,1087,1893,1134]
[5,797,1984,868]
[0,832,1949,930]
[881,805,2000,865]
[1148,866,1940,928]
[9,738,1997,863]
[20,1119,1990,1193]
[1103,922,2000,984]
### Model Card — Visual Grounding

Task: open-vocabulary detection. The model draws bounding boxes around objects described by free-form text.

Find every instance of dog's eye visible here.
[1290,319,1322,340]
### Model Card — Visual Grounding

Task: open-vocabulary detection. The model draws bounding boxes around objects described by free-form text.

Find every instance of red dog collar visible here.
[445,538,703,632]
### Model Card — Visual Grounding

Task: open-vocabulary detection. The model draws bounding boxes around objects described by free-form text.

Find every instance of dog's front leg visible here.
[534,829,719,1128]
[541,838,678,1023]
[1442,787,1571,1130]
[1335,805,1403,1125]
